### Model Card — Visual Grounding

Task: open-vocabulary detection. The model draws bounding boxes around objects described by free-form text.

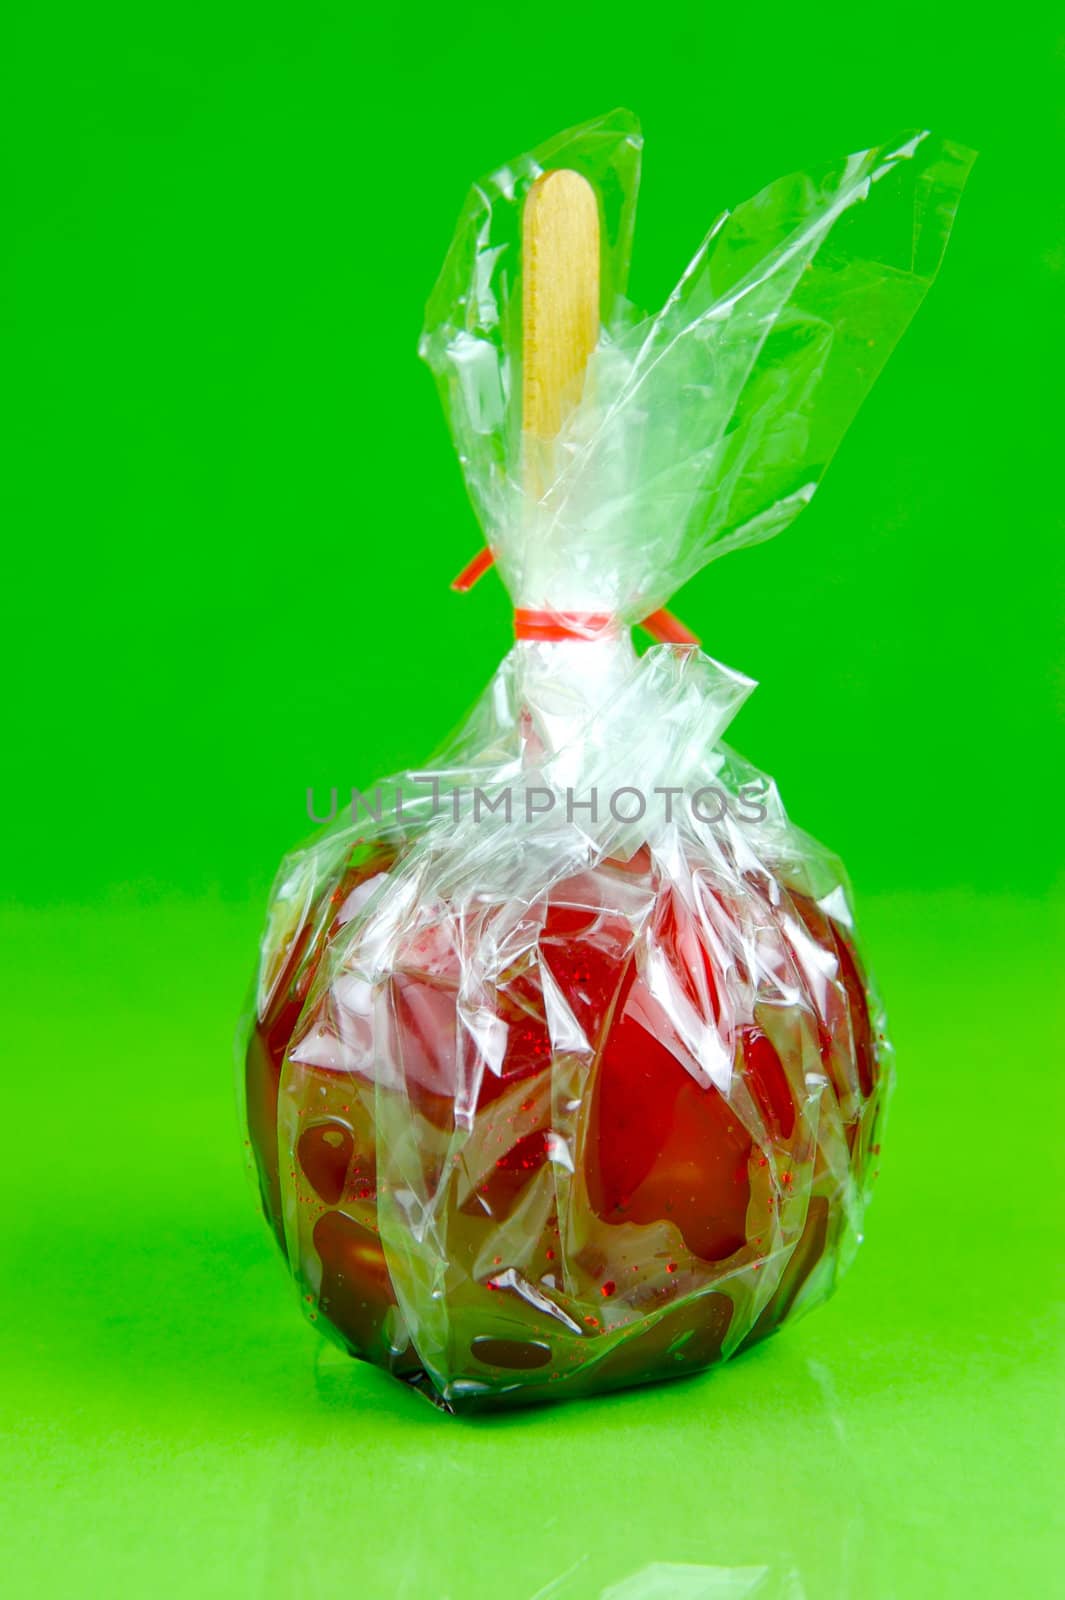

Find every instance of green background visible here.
[2,5,1062,1597]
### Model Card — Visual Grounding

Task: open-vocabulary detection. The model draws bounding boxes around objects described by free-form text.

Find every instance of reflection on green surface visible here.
[598,1568,799,1598]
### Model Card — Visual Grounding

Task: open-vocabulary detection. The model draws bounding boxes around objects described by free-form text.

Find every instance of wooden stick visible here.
[522,170,600,498]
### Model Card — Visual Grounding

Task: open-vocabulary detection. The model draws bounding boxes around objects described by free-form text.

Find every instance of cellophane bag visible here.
[241,112,973,1412]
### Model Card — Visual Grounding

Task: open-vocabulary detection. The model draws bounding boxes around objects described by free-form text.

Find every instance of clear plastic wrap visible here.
[241,112,973,1411]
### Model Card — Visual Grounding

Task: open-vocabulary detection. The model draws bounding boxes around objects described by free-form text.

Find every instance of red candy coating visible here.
[244,841,884,1408]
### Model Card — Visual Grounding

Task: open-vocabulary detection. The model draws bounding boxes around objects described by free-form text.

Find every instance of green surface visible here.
[2,3,1063,1596]
[3,895,1062,1597]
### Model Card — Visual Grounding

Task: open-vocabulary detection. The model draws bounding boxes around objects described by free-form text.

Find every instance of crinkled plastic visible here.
[241,112,973,1411]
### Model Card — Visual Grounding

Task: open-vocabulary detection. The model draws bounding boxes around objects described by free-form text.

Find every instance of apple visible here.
[244,840,884,1407]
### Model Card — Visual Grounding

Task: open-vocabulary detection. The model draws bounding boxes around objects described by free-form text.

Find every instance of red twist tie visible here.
[514,609,617,642]
[450,546,495,592]
[452,548,700,648]
[638,608,700,647]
